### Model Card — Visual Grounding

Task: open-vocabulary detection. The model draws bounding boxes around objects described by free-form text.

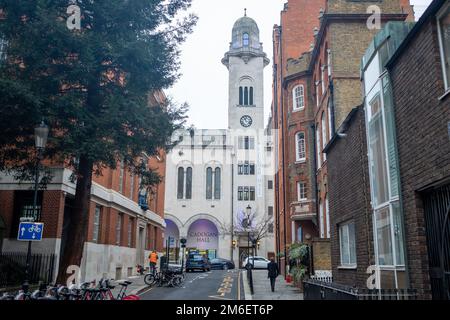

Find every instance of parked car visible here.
[242,256,270,269]
[186,254,211,272]
[210,258,235,270]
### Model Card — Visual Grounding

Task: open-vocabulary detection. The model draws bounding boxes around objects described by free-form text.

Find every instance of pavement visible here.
[243,270,303,300]
[111,274,149,297]
[139,269,243,300]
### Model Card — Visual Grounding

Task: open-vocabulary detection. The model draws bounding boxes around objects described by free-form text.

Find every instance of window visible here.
[206,167,213,200]
[339,221,356,267]
[186,167,192,199]
[119,160,124,194]
[268,180,273,190]
[128,217,134,247]
[325,195,330,238]
[321,112,327,161]
[268,206,273,217]
[268,223,274,233]
[295,132,306,162]
[239,87,243,105]
[249,187,255,201]
[130,173,134,200]
[93,206,101,243]
[297,182,307,201]
[368,95,389,206]
[315,81,320,107]
[316,126,321,168]
[116,213,123,246]
[297,226,303,243]
[243,33,249,46]
[238,136,255,150]
[293,85,304,110]
[249,87,254,105]
[177,167,184,199]
[321,64,326,95]
[327,48,332,77]
[327,99,333,139]
[238,187,243,201]
[437,4,450,91]
[214,168,221,200]
[238,186,255,201]
[244,87,249,105]
[319,200,324,238]
[0,38,6,61]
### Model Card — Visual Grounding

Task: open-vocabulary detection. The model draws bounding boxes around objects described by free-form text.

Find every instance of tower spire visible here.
[244,8,247,17]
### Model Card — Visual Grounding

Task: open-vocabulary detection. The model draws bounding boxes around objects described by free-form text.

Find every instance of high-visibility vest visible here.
[149,252,158,263]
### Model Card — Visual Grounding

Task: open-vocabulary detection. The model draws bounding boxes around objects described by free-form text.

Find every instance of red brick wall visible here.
[41,191,65,238]
[388,16,450,299]
[0,191,15,238]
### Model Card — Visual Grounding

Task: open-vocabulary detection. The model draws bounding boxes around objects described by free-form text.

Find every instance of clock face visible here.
[240,115,253,128]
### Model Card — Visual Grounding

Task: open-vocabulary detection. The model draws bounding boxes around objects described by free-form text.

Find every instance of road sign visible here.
[17,222,44,241]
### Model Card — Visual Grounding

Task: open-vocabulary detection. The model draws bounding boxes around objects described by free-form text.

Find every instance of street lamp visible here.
[23,121,49,292]
[245,205,254,268]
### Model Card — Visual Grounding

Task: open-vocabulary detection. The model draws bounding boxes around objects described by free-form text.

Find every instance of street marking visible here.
[138,287,154,296]
[209,295,232,300]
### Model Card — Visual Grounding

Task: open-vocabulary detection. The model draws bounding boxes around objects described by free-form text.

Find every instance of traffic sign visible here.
[17,222,44,241]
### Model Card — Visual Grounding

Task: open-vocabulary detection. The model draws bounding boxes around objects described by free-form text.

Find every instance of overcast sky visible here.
[167,0,433,129]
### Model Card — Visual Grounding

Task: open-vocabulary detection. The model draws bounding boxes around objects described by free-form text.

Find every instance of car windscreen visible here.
[189,255,203,261]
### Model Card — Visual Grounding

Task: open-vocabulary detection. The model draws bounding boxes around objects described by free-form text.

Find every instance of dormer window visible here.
[243,33,249,46]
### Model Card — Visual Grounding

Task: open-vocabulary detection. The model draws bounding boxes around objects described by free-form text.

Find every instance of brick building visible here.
[0,91,167,283]
[384,0,450,299]
[272,0,413,276]
[272,0,326,275]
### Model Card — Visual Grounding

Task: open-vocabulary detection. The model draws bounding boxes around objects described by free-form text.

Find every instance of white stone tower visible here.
[222,12,270,130]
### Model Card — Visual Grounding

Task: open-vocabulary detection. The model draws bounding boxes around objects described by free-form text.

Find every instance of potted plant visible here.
[288,243,310,292]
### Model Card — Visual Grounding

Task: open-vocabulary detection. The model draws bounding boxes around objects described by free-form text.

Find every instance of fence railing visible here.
[0,252,56,288]
[247,268,254,295]
[303,279,417,300]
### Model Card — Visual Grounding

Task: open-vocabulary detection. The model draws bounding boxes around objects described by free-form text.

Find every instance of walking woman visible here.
[267,257,279,292]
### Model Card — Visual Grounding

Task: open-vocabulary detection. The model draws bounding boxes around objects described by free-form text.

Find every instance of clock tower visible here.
[222,13,269,130]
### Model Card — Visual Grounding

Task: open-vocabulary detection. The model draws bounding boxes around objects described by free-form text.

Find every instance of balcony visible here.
[290,200,316,221]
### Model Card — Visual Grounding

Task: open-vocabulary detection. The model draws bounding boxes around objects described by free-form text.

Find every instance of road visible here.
[139,269,244,300]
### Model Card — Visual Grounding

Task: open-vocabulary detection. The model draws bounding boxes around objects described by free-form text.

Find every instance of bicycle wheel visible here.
[144,273,156,286]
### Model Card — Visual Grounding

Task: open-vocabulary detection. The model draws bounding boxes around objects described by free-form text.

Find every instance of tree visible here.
[220,209,273,258]
[0,0,197,283]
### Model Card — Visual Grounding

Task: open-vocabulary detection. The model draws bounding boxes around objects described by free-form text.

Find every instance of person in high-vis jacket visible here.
[149,251,158,275]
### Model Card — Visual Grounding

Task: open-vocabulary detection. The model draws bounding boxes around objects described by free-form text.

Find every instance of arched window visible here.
[316,125,321,168]
[214,168,221,199]
[177,167,184,199]
[244,87,249,105]
[295,132,306,162]
[293,85,304,110]
[249,87,254,105]
[321,112,327,161]
[243,33,249,46]
[186,167,192,199]
[206,167,213,199]
[239,87,243,105]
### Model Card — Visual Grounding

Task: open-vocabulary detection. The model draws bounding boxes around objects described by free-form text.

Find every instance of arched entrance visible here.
[164,219,180,263]
[186,219,219,260]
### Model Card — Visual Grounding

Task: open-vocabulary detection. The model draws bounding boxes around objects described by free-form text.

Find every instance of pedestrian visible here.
[267,257,279,292]
[149,250,158,275]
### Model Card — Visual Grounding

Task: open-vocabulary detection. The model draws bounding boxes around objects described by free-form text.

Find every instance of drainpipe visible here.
[278,26,288,278]
[231,152,235,261]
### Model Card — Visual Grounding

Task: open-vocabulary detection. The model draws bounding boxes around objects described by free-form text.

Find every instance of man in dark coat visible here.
[267,257,279,292]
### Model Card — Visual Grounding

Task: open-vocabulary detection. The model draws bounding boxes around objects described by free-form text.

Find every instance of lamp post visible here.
[245,205,254,268]
[22,121,49,292]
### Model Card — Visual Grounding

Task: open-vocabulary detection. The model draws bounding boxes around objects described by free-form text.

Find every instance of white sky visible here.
[167,0,433,129]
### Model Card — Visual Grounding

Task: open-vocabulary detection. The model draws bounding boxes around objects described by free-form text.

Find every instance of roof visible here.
[232,16,259,34]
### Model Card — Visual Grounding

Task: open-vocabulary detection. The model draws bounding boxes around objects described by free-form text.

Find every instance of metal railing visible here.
[247,268,254,295]
[0,252,56,288]
[303,279,417,300]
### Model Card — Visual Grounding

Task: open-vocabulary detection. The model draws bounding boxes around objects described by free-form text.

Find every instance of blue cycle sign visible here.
[17,222,44,241]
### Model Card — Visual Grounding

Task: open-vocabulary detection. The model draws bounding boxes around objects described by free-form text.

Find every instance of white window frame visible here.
[119,159,124,194]
[293,85,305,111]
[321,65,326,95]
[325,195,330,238]
[321,113,327,161]
[297,182,307,202]
[128,217,133,247]
[339,221,356,268]
[437,3,450,92]
[316,126,321,169]
[116,213,122,246]
[93,206,101,243]
[295,132,306,162]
